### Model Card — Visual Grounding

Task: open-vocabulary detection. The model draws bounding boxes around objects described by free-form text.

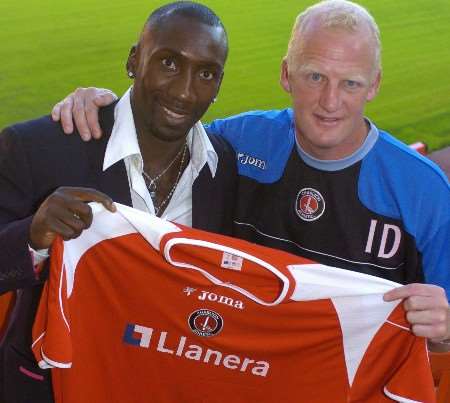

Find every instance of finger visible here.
[383,283,442,301]
[68,201,94,228]
[51,102,62,122]
[48,216,84,241]
[411,323,448,340]
[72,89,92,141]
[403,295,448,312]
[57,208,90,235]
[61,187,116,212]
[89,88,118,139]
[86,94,103,140]
[406,309,448,326]
[94,89,118,107]
[59,97,75,134]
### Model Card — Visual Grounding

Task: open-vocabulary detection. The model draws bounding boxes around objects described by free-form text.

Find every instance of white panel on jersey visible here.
[62,203,180,297]
[288,263,400,300]
[63,204,136,296]
[288,263,402,386]
[332,294,400,385]
[115,202,182,249]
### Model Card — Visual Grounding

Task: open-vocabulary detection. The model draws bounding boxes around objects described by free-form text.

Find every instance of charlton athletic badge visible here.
[295,187,325,222]
[188,309,224,337]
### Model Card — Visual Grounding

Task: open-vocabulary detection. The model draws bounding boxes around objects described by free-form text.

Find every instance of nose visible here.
[168,68,196,106]
[319,81,340,113]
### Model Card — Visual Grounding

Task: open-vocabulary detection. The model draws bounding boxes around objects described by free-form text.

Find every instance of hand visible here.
[384,283,449,341]
[51,87,118,141]
[30,187,116,250]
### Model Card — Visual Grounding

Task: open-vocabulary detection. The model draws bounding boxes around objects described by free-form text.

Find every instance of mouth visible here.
[314,114,342,126]
[162,106,189,120]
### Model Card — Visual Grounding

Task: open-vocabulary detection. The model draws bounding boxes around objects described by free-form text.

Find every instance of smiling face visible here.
[128,15,227,143]
[280,21,381,160]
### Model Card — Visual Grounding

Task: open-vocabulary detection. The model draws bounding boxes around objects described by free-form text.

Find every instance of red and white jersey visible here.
[32,203,434,403]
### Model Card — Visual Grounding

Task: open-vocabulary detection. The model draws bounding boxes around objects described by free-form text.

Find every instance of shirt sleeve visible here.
[29,245,49,266]
[31,236,72,369]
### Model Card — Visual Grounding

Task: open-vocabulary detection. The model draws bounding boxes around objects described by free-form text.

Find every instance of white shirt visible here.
[31,87,218,263]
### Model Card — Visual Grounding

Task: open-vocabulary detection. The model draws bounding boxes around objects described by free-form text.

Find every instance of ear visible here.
[366,69,381,102]
[126,45,138,77]
[280,58,291,93]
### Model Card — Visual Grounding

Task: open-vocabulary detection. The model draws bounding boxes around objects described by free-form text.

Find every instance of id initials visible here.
[365,219,401,258]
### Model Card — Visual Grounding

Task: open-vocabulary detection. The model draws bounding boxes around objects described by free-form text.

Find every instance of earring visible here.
[128,71,134,78]
[212,97,217,104]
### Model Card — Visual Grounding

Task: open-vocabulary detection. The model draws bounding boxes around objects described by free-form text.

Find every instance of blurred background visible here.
[1,0,449,150]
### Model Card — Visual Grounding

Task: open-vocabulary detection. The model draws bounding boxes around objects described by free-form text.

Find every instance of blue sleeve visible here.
[206,110,295,183]
[359,132,450,298]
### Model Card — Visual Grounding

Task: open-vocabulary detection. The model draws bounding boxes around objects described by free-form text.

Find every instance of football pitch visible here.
[1,0,449,150]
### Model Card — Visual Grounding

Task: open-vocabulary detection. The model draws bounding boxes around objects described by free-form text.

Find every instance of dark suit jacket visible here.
[0,103,237,402]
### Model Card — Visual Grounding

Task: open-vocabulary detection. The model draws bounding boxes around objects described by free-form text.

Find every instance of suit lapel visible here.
[192,165,214,231]
[86,102,132,207]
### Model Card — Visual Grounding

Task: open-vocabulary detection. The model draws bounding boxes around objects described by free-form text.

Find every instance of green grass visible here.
[1,0,450,150]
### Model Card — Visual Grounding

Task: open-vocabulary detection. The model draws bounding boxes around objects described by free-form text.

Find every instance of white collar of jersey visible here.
[88,202,291,306]
[296,118,379,172]
[162,237,291,307]
[102,87,218,177]
[114,202,401,305]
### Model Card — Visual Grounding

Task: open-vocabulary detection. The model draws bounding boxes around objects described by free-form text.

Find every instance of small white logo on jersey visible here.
[295,188,325,222]
[237,152,266,170]
[183,287,196,296]
[182,287,245,310]
[221,252,243,271]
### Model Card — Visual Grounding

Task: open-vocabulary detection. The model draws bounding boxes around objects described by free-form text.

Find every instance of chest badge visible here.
[188,309,224,337]
[295,187,325,222]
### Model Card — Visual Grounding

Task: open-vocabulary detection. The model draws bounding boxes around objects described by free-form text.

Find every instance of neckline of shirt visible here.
[294,118,379,172]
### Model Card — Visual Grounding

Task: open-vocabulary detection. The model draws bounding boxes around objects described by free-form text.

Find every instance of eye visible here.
[161,58,176,71]
[344,80,360,89]
[199,70,215,81]
[310,72,323,82]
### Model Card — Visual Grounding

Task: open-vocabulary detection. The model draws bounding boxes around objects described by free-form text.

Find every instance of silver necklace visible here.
[142,141,186,199]
[145,142,188,216]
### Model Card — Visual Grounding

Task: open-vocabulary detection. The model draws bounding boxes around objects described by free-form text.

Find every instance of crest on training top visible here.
[295,187,325,222]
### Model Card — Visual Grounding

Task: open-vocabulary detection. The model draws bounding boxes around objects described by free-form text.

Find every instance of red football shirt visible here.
[32,203,435,403]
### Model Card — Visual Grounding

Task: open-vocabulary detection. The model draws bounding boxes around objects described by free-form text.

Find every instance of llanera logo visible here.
[237,152,266,170]
[123,323,270,377]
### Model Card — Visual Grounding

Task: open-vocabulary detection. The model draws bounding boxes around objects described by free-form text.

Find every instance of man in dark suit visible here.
[0,2,236,401]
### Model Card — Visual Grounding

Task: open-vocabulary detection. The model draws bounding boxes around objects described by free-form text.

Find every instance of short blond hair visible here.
[286,0,381,71]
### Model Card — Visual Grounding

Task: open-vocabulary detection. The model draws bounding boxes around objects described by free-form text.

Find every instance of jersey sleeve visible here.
[31,236,73,369]
[350,304,435,402]
[383,337,435,402]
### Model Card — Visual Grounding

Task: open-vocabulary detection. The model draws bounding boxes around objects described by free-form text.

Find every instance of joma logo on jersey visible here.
[183,288,245,310]
[123,323,270,377]
[237,152,266,170]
